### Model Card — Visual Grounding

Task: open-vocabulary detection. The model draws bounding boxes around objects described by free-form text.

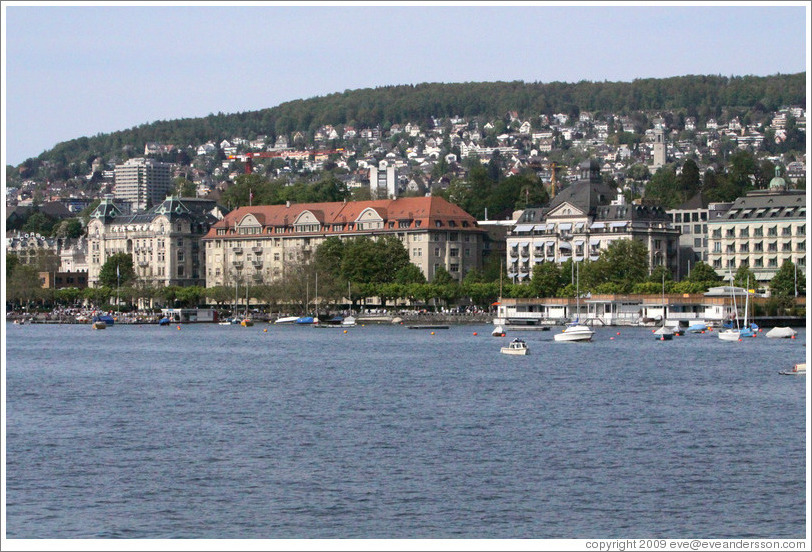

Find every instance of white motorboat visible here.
[766,327,797,339]
[779,362,806,375]
[501,338,529,355]
[553,324,594,342]
[342,316,357,327]
[274,316,299,324]
[554,262,594,343]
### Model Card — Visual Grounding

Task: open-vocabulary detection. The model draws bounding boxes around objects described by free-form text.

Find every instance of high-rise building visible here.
[114,158,173,212]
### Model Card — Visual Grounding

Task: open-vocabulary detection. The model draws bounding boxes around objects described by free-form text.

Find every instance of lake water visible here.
[5,321,808,539]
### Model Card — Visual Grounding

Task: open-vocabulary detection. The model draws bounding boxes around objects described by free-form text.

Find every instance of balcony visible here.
[233,247,243,255]
[252,246,263,254]
[252,260,263,267]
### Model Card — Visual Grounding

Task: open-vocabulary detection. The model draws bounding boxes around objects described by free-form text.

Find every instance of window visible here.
[754,258,763,268]
[754,227,763,237]
[782,243,792,252]
[799,241,805,252]
[727,259,735,268]
[782,226,792,237]
[712,228,722,238]
[450,264,459,272]
[694,224,702,234]
[450,248,459,257]
[465,248,471,257]
[713,259,722,268]
[713,242,721,253]
[768,242,777,252]
[739,227,749,238]
[726,228,735,238]
[694,238,702,248]
[768,257,778,268]
[692,213,699,222]
[449,233,458,241]
[178,265,184,276]
[435,247,441,257]
[754,242,763,252]
[740,243,749,253]
[798,224,806,236]
[768,226,777,237]
[178,250,185,262]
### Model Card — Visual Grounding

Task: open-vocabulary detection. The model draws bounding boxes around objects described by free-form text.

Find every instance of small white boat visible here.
[717,328,742,341]
[274,316,299,324]
[501,338,529,355]
[492,325,505,337]
[766,327,797,339]
[779,362,806,375]
[553,324,594,342]
[342,316,357,327]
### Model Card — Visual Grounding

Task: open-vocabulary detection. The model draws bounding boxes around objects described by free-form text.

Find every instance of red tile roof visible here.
[203,196,481,239]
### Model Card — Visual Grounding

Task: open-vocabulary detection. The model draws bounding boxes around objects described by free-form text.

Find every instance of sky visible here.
[2,1,809,168]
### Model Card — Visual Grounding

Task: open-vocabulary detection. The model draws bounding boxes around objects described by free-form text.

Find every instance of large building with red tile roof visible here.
[202,196,484,286]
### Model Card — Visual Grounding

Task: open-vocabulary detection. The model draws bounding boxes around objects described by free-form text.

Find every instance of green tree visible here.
[7,263,42,310]
[432,266,455,285]
[174,177,197,198]
[53,218,84,239]
[770,260,804,298]
[686,260,722,283]
[590,239,649,293]
[6,253,20,280]
[98,253,135,288]
[529,262,562,298]
[394,263,426,284]
[733,265,757,289]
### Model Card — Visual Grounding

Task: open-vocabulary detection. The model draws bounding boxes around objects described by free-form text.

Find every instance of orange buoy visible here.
[263,328,267,332]
[660,336,665,341]
[610,337,615,340]
[616,332,620,336]
[344,330,348,334]
[473,332,478,336]
[177,325,181,330]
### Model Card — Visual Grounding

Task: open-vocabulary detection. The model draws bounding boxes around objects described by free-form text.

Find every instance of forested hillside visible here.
[13,73,806,172]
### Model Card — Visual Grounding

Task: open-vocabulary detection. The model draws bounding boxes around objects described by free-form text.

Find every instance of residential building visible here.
[506,159,679,282]
[667,193,733,278]
[202,196,484,286]
[86,195,227,288]
[707,169,806,286]
[113,158,173,213]
[369,164,396,198]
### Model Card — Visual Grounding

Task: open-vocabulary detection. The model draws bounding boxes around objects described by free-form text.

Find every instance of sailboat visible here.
[653,272,674,341]
[554,261,594,342]
[718,274,743,341]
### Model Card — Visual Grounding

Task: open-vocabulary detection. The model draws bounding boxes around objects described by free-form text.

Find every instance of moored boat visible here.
[274,316,299,324]
[766,327,797,339]
[779,362,806,375]
[492,325,505,337]
[501,338,529,355]
[653,326,674,340]
[553,323,594,342]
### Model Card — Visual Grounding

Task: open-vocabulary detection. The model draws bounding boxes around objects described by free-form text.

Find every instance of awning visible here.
[589,254,600,261]
[534,224,548,231]
[590,238,601,245]
[559,242,572,249]
[546,240,555,246]
[574,239,584,246]
[574,255,584,261]
[610,221,627,228]
[574,222,585,230]
[558,223,572,231]
[520,242,529,247]
[590,222,606,229]
[514,224,535,233]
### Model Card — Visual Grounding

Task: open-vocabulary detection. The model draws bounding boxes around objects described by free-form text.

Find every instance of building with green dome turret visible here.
[707,167,805,287]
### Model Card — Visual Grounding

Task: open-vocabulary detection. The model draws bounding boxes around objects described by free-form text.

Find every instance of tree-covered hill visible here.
[13,73,806,175]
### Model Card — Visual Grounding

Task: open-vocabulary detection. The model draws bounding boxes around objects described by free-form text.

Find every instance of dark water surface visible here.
[5,322,808,539]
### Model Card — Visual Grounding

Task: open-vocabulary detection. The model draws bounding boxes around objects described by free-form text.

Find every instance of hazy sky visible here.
[2,1,809,167]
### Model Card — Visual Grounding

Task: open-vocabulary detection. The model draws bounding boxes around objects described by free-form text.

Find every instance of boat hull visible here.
[553,326,594,342]
[717,330,741,341]
[500,347,529,355]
